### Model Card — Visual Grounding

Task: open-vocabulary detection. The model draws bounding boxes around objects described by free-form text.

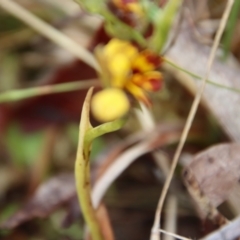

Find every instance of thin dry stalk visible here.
[163,195,177,240]
[150,1,235,239]
[0,79,99,103]
[134,103,169,176]
[92,124,183,208]
[0,0,100,71]
[135,104,178,239]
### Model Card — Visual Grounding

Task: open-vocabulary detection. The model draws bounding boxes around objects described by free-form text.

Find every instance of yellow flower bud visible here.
[91,88,130,122]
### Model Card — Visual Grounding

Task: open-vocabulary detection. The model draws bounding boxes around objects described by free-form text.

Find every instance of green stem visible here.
[76,119,126,240]
[75,159,103,240]
[84,118,126,148]
[0,79,99,103]
[164,58,240,94]
[75,88,104,240]
[75,89,126,240]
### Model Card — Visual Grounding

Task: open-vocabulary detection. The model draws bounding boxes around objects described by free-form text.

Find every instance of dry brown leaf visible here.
[1,173,75,229]
[183,165,228,227]
[183,143,240,225]
[184,143,240,206]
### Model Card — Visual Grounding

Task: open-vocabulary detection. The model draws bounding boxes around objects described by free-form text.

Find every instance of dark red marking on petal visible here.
[145,53,162,68]
[148,78,162,91]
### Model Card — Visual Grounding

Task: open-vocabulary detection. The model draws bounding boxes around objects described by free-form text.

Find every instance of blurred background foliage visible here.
[0,0,240,240]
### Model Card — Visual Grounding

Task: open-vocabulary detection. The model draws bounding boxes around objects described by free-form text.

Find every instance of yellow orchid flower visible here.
[92,38,163,122]
[95,38,138,88]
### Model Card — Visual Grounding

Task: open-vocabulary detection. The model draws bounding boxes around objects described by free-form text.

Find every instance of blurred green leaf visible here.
[0,53,19,91]
[0,203,19,223]
[66,123,105,161]
[141,0,162,22]
[50,210,83,239]
[66,123,79,146]
[0,203,19,237]
[222,0,240,59]
[149,0,182,52]
[0,14,25,32]
[6,124,44,167]
[90,137,105,160]
[74,0,106,13]
[74,0,146,46]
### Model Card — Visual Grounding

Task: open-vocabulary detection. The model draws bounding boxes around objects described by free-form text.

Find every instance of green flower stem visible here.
[84,118,126,148]
[75,88,104,240]
[164,58,240,94]
[75,156,103,240]
[75,119,126,240]
[75,89,126,240]
[0,79,99,103]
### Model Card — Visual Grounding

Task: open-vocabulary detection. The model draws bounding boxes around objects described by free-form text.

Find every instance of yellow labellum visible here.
[104,39,138,59]
[108,54,131,88]
[91,88,130,122]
